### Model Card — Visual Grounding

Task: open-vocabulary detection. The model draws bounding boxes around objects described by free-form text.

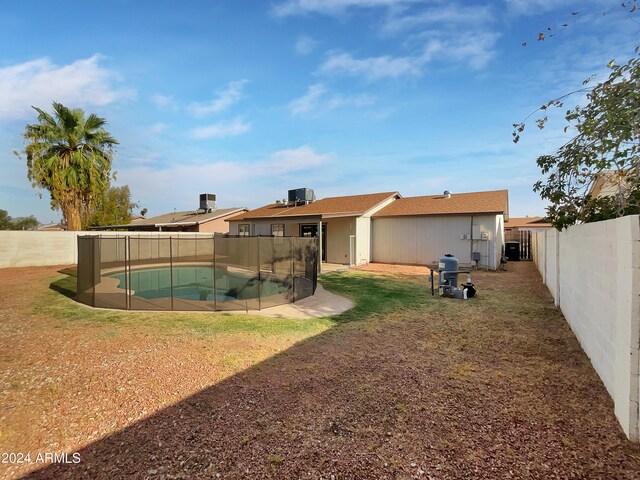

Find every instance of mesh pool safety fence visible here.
[76,235,318,311]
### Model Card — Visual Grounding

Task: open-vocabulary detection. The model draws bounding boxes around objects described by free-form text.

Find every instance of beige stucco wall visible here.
[355,217,370,265]
[325,217,355,264]
[0,231,79,267]
[0,231,213,268]
[194,216,232,233]
[371,214,500,269]
[533,215,640,440]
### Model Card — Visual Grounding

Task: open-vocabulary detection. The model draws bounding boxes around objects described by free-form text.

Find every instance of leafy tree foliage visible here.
[87,185,138,228]
[517,48,640,230]
[0,209,39,230]
[20,102,118,231]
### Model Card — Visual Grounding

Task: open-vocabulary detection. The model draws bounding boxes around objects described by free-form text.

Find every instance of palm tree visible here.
[23,102,118,230]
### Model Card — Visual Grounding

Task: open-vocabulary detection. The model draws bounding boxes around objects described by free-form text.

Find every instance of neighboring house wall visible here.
[371,214,501,269]
[532,215,640,440]
[495,215,505,262]
[194,216,233,233]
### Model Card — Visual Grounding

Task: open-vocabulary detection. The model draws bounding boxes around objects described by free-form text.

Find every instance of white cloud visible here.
[381,4,493,35]
[317,31,498,80]
[289,83,375,116]
[318,52,423,79]
[505,0,612,16]
[290,84,327,115]
[189,79,248,117]
[0,55,132,121]
[273,0,416,17]
[265,145,331,172]
[295,35,318,55]
[117,146,332,211]
[505,0,576,16]
[190,117,251,139]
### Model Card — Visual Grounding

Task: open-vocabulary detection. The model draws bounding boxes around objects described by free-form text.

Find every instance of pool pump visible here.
[433,254,476,299]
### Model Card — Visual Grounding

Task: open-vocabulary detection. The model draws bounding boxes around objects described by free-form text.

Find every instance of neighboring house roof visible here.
[372,190,509,218]
[228,192,400,221]
[38,223,65,231]
[92,207,247,230]
[505,216,552,228]
[589,169,635,199]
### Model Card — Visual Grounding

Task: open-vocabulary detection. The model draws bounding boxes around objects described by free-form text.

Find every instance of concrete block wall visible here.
[0,231,214,268]
[533,215,640,440]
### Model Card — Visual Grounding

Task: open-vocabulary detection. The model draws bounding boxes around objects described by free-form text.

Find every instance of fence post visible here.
[555,230,561,307]
[169,237,174,311]
[126,236,131,310]
[213,235,217,311]
[291,236,295,302]
[257,237,261,311]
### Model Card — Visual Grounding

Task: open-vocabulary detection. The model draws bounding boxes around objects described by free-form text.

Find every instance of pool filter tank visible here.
[438,254,459,288]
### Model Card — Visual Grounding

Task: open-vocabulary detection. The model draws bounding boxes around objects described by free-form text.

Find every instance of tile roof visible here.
[504,216,552,228]
[94,208,247,229]
[372,190,509,217]
[228,192,399,221]
[133,208,246,226]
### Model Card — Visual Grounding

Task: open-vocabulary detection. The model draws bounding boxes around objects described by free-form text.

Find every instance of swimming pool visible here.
[110,266,288,302]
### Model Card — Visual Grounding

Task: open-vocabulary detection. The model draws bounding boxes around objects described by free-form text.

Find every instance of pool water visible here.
[110,266,287,302]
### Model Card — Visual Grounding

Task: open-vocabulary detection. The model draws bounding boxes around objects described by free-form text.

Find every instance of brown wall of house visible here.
[196,216,232,233]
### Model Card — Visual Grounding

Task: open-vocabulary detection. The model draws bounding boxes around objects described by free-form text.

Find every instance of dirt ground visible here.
[1,262,640,479]
[352,262,432,276]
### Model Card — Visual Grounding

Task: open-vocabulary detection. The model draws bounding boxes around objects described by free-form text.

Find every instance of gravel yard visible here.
[1,262,639,479]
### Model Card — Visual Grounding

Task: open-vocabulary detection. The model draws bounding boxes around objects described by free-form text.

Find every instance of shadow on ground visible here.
[26,263,640,479]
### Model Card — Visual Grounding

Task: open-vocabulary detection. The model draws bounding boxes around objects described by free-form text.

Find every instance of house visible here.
[504,216,552,235]
[38,223,65,231]
[228,188,509,270]
[589,169,636,200]
[371,190,508,269]
[93,194,248,233]
[227,191,399,264]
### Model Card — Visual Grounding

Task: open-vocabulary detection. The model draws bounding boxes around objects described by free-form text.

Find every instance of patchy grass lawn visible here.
[1,263,639,479]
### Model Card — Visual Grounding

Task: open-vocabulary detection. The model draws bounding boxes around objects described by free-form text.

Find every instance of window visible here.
[238,224,250,237]
[271,224,285,237]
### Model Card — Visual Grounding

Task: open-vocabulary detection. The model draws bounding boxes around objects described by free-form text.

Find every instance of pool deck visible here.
[242,283,353,319]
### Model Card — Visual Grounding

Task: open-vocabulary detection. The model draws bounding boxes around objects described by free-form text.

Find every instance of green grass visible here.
[319,270,436,323]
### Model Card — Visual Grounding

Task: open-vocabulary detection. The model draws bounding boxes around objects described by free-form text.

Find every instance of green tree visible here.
[0,209,12,230]
[0,209,40,230]
[87,185,138,227]
[518,48,640,230]
[12,216,39,230]
[20,102,118,231]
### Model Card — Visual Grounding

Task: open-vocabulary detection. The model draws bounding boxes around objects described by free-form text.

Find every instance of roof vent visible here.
[199,193,216,212]
[288,188,315,206]
[443,190,452,199]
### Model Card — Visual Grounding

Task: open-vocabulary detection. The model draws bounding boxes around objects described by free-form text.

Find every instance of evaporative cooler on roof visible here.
[199,194,216,212]
[288,188,315,206]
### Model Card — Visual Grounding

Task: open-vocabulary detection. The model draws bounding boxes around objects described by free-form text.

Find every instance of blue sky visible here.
[0,0,638,223]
